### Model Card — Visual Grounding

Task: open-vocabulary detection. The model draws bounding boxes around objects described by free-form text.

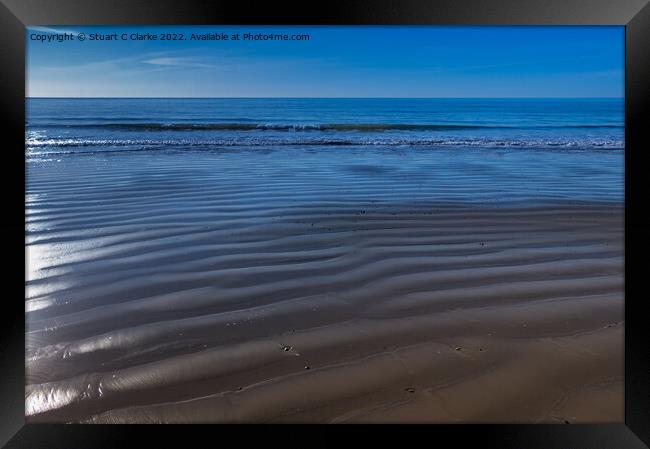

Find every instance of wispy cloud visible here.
[142,57,215,68]
[35,52,174,72]
[29,26,81,37]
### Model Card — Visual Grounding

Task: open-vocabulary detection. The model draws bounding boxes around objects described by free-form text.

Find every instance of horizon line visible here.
[26,96,624,100]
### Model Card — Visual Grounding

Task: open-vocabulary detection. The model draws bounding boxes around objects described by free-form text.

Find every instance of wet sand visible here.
[25,154,623,423]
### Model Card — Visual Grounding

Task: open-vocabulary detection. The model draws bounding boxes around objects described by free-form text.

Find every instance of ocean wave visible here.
[25,136,624,154]
[28,122,624,132]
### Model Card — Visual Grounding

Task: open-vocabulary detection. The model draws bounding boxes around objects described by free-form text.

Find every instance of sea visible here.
[26,98,624,205]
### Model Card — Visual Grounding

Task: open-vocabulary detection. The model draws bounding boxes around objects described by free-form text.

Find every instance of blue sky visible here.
[26,26,623,98]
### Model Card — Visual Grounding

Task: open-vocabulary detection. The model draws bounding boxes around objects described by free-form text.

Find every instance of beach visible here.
[25,98,624,423]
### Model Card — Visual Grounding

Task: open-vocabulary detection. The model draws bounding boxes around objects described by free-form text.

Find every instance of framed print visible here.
[1,0,649,447]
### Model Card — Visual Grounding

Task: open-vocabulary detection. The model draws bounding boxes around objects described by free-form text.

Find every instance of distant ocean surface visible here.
[26,98,624,204]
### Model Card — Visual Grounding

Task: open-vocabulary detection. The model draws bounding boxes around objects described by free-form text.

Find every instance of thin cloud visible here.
[29,26,81,37]
[142,57,215,68]
[35,52,175,72]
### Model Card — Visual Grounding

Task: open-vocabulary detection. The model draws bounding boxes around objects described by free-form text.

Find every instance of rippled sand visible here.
[25,151,623,423]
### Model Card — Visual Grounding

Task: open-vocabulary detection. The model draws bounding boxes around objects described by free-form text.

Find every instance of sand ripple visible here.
[26,153,623,422]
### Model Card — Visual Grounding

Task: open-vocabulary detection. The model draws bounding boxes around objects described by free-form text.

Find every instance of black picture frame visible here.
[1,0,648,447]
